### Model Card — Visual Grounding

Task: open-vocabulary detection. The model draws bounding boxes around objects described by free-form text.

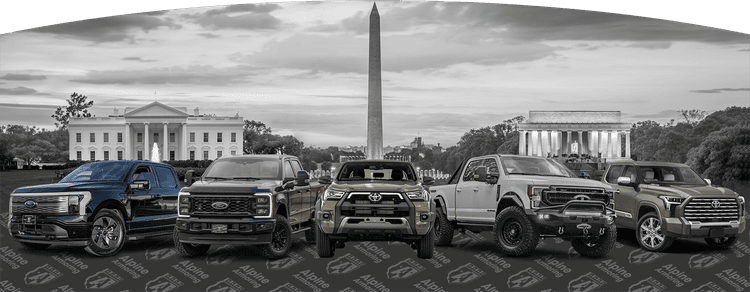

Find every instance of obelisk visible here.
[367,3,384,160]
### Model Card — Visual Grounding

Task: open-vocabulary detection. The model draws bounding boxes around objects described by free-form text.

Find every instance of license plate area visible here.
[709,228,724,238]
[23,215,36,225]
[211,224,227,234]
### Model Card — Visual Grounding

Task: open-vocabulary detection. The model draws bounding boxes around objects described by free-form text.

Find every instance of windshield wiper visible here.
[203,176,231,180]
[232,177,261,180]
[512,173,567,177]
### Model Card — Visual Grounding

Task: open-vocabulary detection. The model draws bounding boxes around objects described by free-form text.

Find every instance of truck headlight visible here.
[406,190,428,201]
[323,189,345,201]
[178,191,191,216]
[68,195,84,214]
[253,193,273,218]
[738,196,745,205]
[659,195,685,210]
[527,185,544,207]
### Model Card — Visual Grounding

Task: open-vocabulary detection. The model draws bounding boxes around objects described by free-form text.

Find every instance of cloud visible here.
[628,109,680,119]
[689,88,750,94]
[740,48,750,51]
[69,65,266,85]
[198,33,221,38]
[0,86,50,95]
[0,73,47,81]
[625,42,672,50]
[123,57,157,62]
[26,14,180,43]
[182,4,283,30]
[0,103,60,110]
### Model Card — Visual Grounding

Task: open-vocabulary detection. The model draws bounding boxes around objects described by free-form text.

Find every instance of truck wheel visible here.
[434,206,455,246]
[704,236,737,248]
[173,228,210,257]
[262,215,292,259]
[636,212,674,252]
[85,209,126,257]
[572,225,617,258]
[304,219,317,244]
[493,206,539,257]
[317,225,335,258]
[417,227,434,259]
[19,242,51,250]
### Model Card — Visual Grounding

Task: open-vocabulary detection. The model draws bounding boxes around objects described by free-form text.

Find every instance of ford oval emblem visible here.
[25,200,37,208]
[212,201,229,210]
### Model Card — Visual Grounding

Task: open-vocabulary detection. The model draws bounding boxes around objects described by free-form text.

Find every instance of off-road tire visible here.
[493,206,539,257]
[304,219,317,244]
[417,227,435,259]
[704,236,737,249]
[19,242,51,250]
[173,228,210,257]
[317,225,335,258]
[85,209,126,257]
[262,215,292,259]
[434,206,455,246]
[636,212,674,252]
[572,225,617,258]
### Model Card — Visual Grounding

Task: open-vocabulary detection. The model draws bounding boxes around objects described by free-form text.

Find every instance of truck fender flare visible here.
[501,192,524,209]
[275,194,288,217]
[91,199,129,222]
[433,195,447,210]
[637,201,662,219]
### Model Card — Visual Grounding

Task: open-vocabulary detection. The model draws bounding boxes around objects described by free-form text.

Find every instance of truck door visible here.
[291,159,313,222]
[604,164,636,227]
[473,158,500,223]
[456,158,483,221]
[129,165,174,232]
[283,159,303,225]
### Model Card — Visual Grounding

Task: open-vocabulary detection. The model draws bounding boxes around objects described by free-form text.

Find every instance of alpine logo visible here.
[628,249,664,264]
[145,273,183,292]
[689,252,727,269]
[206,245,237,265]
[568,273,606,292]
[387,258,425,280]
[266,252,304,270]
[24,264,62,285]
[326,253,364,275]
[145,241,179,261]
[447,263,485,284]
[507,268,546,289]
[206,278,244,292]
[85,269,124,290]
[628,277,667,292]
[268,282,302,292]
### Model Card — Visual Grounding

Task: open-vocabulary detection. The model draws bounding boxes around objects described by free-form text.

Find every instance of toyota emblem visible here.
[573,195,591,201]
[24,200,37,208]
[368,193,382,202]
[711,200,721,209]
[212,201,229,210]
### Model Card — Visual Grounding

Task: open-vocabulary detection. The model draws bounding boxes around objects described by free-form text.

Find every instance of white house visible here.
[68,102,243,161]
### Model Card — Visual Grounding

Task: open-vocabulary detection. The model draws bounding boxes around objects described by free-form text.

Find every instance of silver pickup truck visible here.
[429,154,617,258]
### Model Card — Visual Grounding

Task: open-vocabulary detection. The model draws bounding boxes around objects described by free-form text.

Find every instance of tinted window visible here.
[60,162,131,182]
[462,159,482,181]
[202,157,281,179]
[291,160,303,173]
[132,166,155,186]
[484,158,499,174]
[337,161,416,181]
[284,161,295,178]
[622,166,637,182]
[155,166,177,188]
[639,165,706,185]
[499,156,571,177]
[605,165,624,183]
[448,161,464,185]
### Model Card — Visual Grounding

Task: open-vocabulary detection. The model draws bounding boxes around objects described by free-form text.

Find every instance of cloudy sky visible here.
[0,1,748,148]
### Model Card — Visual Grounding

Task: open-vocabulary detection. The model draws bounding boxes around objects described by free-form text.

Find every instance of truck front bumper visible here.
[527,201,616,237]
[8,215,90,246]
[175,217,275,245]
[316,198,434,240]
[661,217,746,238]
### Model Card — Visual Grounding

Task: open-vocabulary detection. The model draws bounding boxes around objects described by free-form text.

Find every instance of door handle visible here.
[456,189,462,193]
[473,188,479,192]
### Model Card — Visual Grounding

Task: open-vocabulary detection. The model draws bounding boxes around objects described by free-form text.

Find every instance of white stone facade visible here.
[68,102,243,161]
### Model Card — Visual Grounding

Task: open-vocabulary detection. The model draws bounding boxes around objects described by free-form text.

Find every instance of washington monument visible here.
[367,3,384,160]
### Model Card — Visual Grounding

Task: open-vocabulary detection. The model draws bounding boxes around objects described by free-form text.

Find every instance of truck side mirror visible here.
[130,180,150,190]
[474,166,487,182]
[283,180,296,190]
[704,178,712,186]
[422,176,435,185]
[318,175,332,185]
[487,172,499,184]
[185,170,195,187]
[296,171,310,186]
[617,176,632,186]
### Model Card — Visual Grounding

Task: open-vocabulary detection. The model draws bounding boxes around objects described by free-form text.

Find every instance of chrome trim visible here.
[614,210,633,218]
[346,192,403,199]
[335,216,413,234]
[254,193,274,219]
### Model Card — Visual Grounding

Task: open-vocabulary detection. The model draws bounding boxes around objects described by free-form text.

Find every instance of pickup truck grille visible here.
[341,192,410,217]
[542,186,609,206]
[189,196,257,215]
[684,198,739,222]
[11,196,68,214]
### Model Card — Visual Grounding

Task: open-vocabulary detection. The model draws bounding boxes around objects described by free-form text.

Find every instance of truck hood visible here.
[640,184,736,198]
[186,179,278,193]
[13,181,125,194]
[329,181,423,193]
[510,175,611,189]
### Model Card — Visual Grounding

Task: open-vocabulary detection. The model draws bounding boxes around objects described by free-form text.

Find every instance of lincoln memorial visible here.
[518,111,631,160]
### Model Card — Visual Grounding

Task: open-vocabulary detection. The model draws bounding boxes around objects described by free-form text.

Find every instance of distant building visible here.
[409,137,423,149]
[518,111,631,160]
[68,102,243,161]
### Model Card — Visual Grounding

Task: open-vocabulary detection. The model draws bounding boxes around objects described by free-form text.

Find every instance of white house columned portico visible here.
[69,102,243,161]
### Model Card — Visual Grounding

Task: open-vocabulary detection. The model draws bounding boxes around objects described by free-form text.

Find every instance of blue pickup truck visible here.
[8,160,180,256]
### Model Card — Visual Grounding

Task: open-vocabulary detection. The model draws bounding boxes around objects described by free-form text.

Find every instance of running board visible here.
[291,227,311,234]
[127,230,172,241]
[456,222,493,227]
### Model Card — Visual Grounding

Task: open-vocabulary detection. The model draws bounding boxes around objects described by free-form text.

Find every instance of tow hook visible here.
[558,226,565,235]
[599,227,606,235]
[576,223,592,235]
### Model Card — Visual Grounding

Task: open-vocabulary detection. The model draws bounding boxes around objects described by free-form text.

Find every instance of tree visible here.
[52,92,94,130]
[321,162,332,171]
[678,109,708,126]
[687,125,750,189]
[2,125,58,166]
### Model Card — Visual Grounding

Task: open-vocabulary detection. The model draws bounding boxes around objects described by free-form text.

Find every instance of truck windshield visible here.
[337,162,416,181]
[60,162,131,182]
[638,165,707,185]
[203,157,281,180]
[500,157,571,177]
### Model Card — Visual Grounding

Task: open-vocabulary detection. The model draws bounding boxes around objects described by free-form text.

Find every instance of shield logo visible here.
[212,202,229,210]
[269,283,299,292]
[369,193,382,202]
[326,254,362,275]
[387,260,422,279]
[628,279,664,292]
[206,246,236,265]
[628,249,663,264]
[85,269,122,290]
[25,265,61,285]
[266,257,300,270]
[507,268,543,289]
[689,252,725,269]
[145,274,182,292]
[145,241,178,261]
[206,280,240,292]
[690,282,722,292]
[568,275,602,292]
[447,264,484,284]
